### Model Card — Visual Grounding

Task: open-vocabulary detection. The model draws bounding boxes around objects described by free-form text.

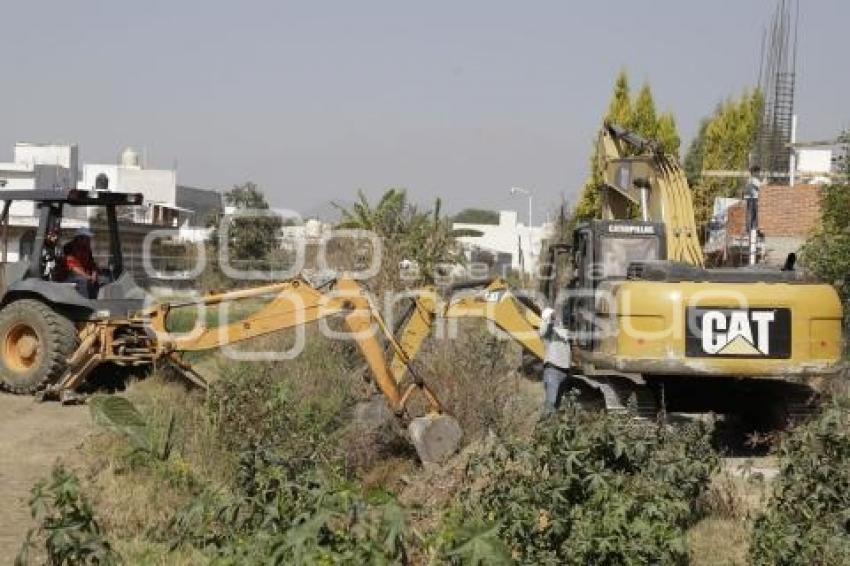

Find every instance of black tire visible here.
[0,299,78,394]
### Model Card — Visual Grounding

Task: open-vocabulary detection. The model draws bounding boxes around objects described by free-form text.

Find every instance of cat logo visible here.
[483,290,505,303]
[685,307,791,359]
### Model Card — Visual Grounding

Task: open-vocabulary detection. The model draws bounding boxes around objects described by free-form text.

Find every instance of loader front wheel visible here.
[0,299,77,394]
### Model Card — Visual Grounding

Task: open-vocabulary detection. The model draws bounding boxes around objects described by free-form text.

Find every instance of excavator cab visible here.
[567,219,665,349]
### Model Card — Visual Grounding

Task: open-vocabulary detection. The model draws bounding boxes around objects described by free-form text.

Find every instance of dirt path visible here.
[0,394,90,561]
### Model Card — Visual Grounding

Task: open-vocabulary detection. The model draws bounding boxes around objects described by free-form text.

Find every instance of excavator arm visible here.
[597,122,704,266]
[48,274,464,462]
[52,275,444,417]
[388,278,545,383]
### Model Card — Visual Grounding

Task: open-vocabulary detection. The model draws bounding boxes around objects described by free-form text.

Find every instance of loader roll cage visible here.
[0,189,143,282]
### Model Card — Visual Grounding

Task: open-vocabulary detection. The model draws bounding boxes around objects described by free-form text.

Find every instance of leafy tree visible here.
[336,188,408,236]
[573,72,682,222]
[629,83,658,141]
[686,89,763,228]
[335,188,463,286]
[574,71,633,222]
[750,399,850,565]
[225,181,273,210]
[684,117,711,187]
[453,208,500,225]
[656,112,681,156]
[213,182,283,260]
[801,132,850,299]
[607,70,632,126]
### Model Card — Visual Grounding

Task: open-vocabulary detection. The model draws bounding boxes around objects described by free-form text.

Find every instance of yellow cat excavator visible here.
[554,122,845,424]
[346,124,844,428]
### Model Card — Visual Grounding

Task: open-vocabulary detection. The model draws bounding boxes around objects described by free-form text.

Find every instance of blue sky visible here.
[1,0,846,220]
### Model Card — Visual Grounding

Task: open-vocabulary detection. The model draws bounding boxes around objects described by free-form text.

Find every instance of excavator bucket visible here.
[353,397,462,464]
[408,414,462,465]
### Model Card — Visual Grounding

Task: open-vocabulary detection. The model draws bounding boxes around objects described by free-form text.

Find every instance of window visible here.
[95,173,109,191]
[19,229,36,262]
[599,237,659,279]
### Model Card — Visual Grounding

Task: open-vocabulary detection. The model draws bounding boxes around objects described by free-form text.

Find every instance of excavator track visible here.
[570,373,659,421]
[776,382,821,428]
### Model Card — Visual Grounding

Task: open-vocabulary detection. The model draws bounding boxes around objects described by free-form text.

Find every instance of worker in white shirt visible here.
[744,165,763,233]
[539,304,572,417]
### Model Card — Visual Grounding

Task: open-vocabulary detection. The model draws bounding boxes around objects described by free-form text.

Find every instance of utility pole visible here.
[510,186,534,279]
[509,186,533,227]
[789,114,798,186]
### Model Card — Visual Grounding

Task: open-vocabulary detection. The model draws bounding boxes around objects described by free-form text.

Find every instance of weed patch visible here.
[437,402,719,564]
[749,398,850,565]
[17,465,119,566]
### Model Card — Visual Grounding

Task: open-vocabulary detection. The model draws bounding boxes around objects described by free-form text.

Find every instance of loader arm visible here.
[389,278,545,383]
[597,122,704,267]
[54,275,444,416]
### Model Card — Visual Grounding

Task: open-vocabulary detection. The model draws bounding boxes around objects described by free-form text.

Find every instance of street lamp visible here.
[509,186,533,228]
[510,187,535,280]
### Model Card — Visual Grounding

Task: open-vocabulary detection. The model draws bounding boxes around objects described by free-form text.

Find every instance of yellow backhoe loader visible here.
[0,191,469,462]
[52,274,471,462]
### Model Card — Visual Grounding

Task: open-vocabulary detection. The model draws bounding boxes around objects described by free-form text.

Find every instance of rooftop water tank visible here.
[305,219,322,238]
[120,147,141,168]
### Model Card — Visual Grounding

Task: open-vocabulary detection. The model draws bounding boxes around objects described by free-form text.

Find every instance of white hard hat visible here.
[75,227,94,238]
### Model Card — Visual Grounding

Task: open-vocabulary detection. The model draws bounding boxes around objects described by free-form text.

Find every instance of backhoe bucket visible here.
[408,414,462,464]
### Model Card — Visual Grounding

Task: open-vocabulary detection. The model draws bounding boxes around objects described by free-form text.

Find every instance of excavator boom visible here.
[389,278,544,383]
[598,122,704,266]
[46,275,463,462]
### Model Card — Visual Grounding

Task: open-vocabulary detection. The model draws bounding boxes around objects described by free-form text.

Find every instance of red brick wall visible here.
[726,184,823,237]
[727,203,746,237]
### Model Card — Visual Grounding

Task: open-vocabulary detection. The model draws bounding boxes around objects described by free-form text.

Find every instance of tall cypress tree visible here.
[687,89,763,228]
[656,112,681,157]
[629,83,658,140]
[606,71,632,126]
[573,72,681,223]
[574,71,631,222]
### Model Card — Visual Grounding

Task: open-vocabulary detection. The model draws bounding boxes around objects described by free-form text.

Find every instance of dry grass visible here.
[412,320,541,443]
[688,464,772,565]
[112,538,208,565]
[688,517,750,566]
[79,375,231,540]
[71,310,546,561]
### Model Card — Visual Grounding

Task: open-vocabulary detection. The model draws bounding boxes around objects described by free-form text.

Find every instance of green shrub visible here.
[206,333,359,470]
[440,402,719,564]
[162,449,414,564]
[749,399,850,565]
[17,465,119,566]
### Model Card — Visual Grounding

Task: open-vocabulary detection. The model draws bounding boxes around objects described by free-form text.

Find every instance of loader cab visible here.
[0,189,147,318]
[566,219,666,348]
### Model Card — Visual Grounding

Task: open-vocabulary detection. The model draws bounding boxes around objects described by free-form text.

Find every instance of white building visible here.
[453,210,554,275]
[79,147,184,225]
[13,142,78,185]
[0,142,85,220]
[793,147,833,184]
